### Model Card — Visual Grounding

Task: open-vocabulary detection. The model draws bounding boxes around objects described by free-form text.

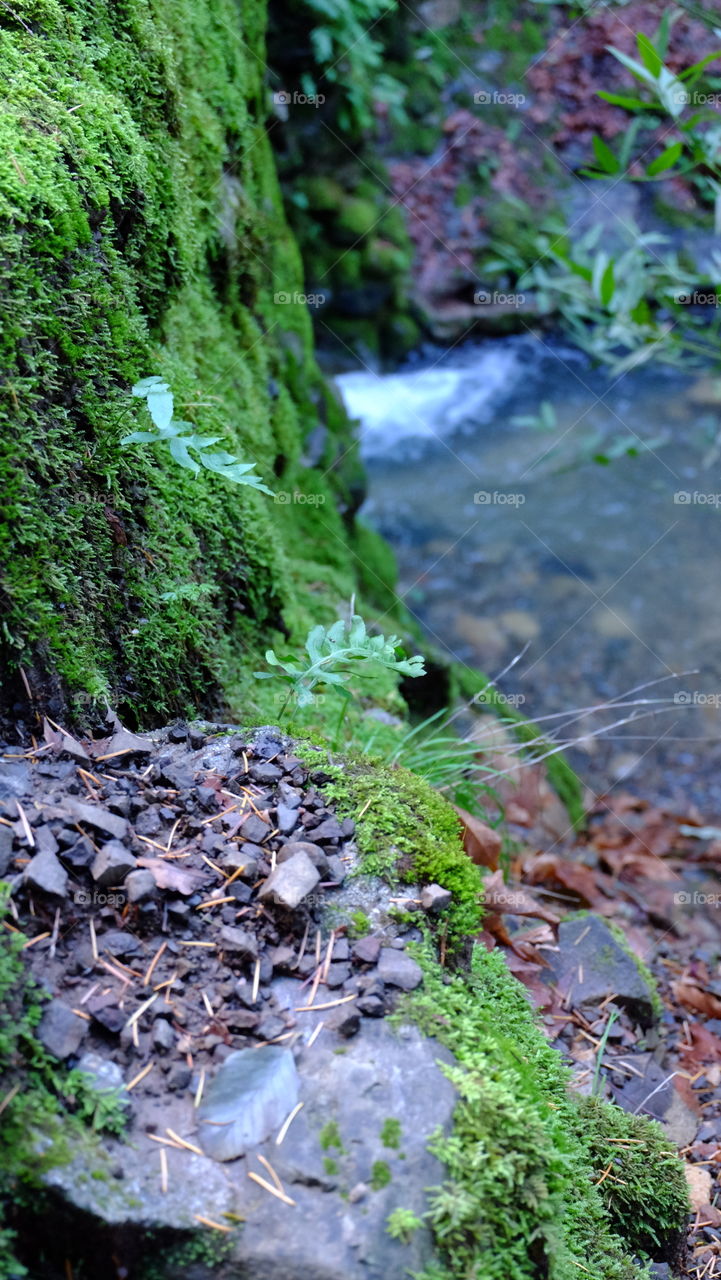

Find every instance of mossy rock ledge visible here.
[4,725,688,1280]
[0,0,378,733]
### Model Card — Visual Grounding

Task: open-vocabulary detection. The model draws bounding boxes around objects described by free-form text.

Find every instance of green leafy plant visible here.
[255,607,425,715]
[387,1207,423,1243]
[123,377,273,493]
[62,1069,128,1137]
[294,0,406,134]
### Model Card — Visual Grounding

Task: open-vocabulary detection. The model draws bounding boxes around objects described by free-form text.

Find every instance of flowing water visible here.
[336,335,721,811]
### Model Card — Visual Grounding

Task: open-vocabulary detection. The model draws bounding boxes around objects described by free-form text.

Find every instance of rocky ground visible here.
[2,715,721,1276]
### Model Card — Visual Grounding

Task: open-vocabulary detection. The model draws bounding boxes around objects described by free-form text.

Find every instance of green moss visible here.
[323,1157,339,1176]
[370,1160,392,1190]
[319,1121,343,1152]
[409,940,685,1280]
[604,920,664,1023]
[348,910,371,938]
[381,1119,402,1149]
[576,1095,689,1258]
[317,755,484,942]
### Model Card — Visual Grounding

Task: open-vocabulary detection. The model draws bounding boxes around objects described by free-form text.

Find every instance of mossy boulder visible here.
[0,0,390,731]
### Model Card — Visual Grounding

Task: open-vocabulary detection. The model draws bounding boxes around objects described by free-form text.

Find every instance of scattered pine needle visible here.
[159,1147,168,1194]
[22,931,50,949]
[252,956,260,1004]
[143,940,167,987]
[247,1170,296,1206]
[222,862,246,888]
[15,802,35,847]
[194,1215,232,1232]
[201,990,214,1018]
[307,1021,324,1048]
[166,1128,203,1156]
[89,917,98,961]
[197,896,235,910]
[257,1153,284,1193]
[275,1101,304,1145]
[177,940,215,947]
[147,1133,184,1151]
[126,1061,154,1091]
[194,1068,206,1110]
[295,994,357,1012]
[0,1084,20,1117]
[126,993,158,1028]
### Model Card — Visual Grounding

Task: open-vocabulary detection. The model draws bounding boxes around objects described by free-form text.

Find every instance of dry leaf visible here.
[136,857,204,895]
[453,805,501,870]
[671,981,721,1019]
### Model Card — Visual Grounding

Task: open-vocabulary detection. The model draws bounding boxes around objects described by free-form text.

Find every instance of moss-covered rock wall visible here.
[0,0,387,730]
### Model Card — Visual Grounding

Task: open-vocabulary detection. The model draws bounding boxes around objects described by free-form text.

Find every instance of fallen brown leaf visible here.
[136,858,205,895]
[452,805,501,870]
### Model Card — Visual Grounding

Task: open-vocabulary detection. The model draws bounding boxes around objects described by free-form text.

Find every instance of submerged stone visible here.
[197,1045,300,1161]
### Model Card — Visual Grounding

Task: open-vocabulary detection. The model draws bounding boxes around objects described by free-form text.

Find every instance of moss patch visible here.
[306,751,484,943]
[410,941,686,1280]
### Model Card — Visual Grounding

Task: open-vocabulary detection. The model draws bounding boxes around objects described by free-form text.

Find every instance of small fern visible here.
[255,609,425,709]
[122,377,273,494]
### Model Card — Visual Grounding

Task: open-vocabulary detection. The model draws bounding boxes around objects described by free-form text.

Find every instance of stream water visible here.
[336,335,721,812]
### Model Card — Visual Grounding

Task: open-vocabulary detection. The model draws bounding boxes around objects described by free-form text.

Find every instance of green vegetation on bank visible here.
[410,942,688,1280]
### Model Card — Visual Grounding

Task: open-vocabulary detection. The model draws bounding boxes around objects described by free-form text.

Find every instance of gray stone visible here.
[42,981,456,1280]
[91,841,137,888]
[38,999,88,1059]
[421,883,453,913]
[0,824,13,876]
[277,780,302,809]
[124,869,157,903]
[545,914,659,1027]
[153,1020,176,1053]
[275,803,298,836]
[197,1046,300,1161]
[101,929,143,958]
[258,850,320,910]
[220,847,258,880]
[65,800,129,841]
[612,1054,699,1146]
[239,814,270,845]
[24,848,68,898]
[325,962,351,988]
[219,926,258,961]
[34,825,59,856]
[277,840,329,876]
[308,816,344,843]
[353,935,381,965]
[377,948,423,991]
[0,761,30,800]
